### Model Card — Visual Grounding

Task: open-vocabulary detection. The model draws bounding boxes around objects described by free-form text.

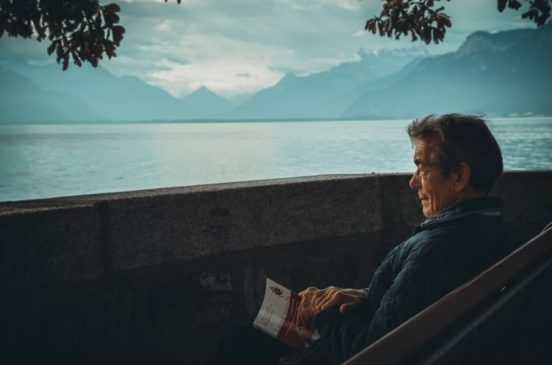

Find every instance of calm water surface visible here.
[1,117,551,201]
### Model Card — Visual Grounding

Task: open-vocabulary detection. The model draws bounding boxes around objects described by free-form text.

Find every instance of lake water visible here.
[1,117,551,202]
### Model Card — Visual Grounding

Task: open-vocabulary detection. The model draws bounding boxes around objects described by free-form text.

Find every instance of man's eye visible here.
[416,166,430,176]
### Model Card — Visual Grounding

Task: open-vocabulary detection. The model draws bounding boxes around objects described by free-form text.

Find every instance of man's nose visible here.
[409,173,420,190]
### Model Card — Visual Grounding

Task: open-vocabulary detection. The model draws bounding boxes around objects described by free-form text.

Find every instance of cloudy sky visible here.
[0,0,533,98]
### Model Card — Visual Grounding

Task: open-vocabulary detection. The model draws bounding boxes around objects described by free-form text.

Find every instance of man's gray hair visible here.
[407,114,503,193]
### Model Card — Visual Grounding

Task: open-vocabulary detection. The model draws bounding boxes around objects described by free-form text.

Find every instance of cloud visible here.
[154,19,172,33]
[1,0,536,97]
[101,0,374,95]
[149,60,282,97]
[337,0,363,11]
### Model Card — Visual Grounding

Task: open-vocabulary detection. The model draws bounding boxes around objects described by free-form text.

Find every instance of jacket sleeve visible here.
[314,258,432,364]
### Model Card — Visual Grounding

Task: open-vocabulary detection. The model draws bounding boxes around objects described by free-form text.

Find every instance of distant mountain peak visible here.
[183,86,231,104]
[196,86,210,92]
[181,85,232,116]
[276,72,298,86]
[188,86,218,98]
[456,31,495,56]
[456,27,535,57]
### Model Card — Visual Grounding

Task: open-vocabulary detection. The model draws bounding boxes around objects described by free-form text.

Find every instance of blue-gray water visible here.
[1,117,551,202]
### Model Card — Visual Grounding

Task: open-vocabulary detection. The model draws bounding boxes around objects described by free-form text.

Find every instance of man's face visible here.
[409,138,459,218]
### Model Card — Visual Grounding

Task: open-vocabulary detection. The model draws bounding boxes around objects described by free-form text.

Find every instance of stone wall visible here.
[1,172,551,364]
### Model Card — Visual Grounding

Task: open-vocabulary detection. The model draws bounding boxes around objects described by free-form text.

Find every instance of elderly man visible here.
[216,114,510,365]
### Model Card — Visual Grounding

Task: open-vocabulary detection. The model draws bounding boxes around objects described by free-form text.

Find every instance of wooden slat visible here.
[343,226,552,365]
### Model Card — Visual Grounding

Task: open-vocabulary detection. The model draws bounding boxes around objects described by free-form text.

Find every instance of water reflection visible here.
[0,117,550,201]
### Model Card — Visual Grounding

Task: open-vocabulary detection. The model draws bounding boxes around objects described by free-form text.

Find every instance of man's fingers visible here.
[297,289,322,326]
[299,286,365,318]
[317,289,366,312]
[317,289,346,310]
[319,289,355,310]
[313,287,337,307]
[299,286,319,296]
[339,301,360,314]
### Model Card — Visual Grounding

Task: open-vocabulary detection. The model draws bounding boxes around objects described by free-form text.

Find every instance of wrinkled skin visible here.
[409,137,461,218]
[297,286,367,327]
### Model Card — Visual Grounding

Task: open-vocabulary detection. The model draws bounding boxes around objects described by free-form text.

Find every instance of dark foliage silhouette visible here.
[365,0,551,44]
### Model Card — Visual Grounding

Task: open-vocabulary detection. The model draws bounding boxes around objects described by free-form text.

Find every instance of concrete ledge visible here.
[107,175,384,271]
[493,171,552,244]
[1,172,551,285]
[0,205,103,286]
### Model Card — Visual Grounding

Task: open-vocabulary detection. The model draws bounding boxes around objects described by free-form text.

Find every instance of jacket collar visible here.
[417,197,503,230]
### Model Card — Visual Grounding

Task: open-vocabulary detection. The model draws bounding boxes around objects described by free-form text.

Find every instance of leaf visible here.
[112,25,125,45]
[32,19,45,39]
[94,13,102,27]
[508,0,522,11]
[104,40,115,58]
[104,3,121,13]
[56,43,63,59]
[47,41,57,55]
[386,18,393,33]
[521,10,535,20]
[365,20,376,33]
[378,21,384,36]
[433,28,441,43]
[72,52,82,67]
[497,0,508,12]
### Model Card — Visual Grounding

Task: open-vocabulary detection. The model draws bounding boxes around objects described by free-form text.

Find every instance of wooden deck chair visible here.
[342,223,552,365]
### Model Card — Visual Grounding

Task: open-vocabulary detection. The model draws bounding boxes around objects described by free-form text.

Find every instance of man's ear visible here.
[453,163,471,193]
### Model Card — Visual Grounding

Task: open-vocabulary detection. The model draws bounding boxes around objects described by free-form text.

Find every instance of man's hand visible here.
[314,286,367,314]
[296,286,367,327]
[296,286,320,327]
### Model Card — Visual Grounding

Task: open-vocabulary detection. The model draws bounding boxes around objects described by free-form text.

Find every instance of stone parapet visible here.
[0,171,550,363]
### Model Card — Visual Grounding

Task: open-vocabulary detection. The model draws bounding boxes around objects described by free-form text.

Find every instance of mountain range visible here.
[345,21,552,118]
[1,23,550,123]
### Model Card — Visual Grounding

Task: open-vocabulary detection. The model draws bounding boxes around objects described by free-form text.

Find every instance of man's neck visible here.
[455,188,486,205]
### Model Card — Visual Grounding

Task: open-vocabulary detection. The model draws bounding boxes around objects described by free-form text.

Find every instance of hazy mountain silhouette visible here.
[2,63,193,122]
[0,69,101,123]
[229,48,427,119]
[2,24,549,123]
[344,22,552,118]
[180,87,233,119]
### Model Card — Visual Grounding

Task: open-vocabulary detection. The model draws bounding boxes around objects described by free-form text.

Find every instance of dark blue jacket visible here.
[313,197,510,365]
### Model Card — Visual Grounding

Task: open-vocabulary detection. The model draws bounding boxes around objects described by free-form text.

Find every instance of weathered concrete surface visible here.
[0,172,550,364]
[493,171,552,245]
[107,175,383,271]
[0,204,103,286]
